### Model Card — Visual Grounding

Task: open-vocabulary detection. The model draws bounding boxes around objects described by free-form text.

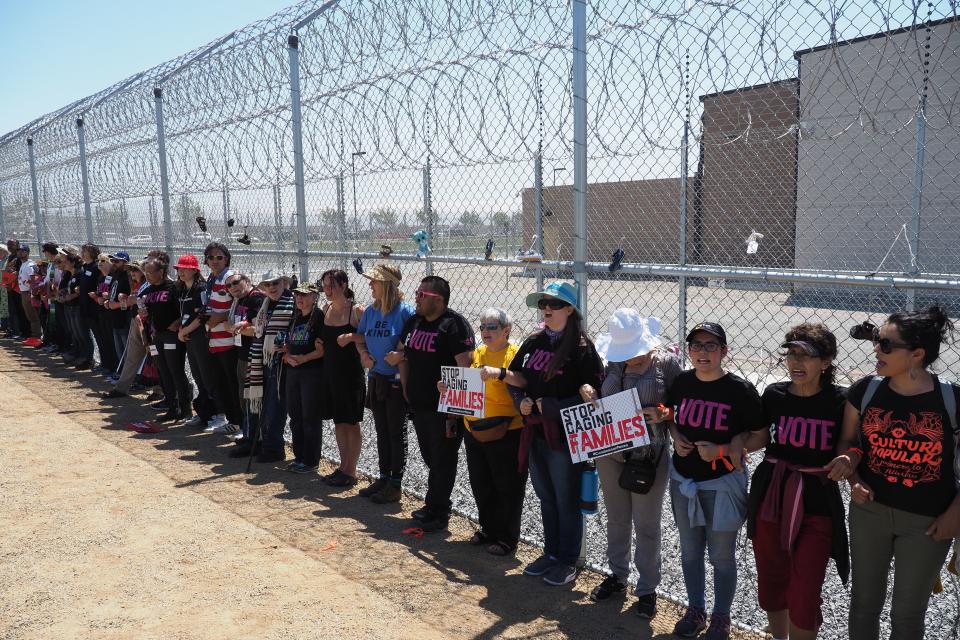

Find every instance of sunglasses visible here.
[537,298,570,310]
[110,259,122,264]
[688,340,722,352]
[872,336,914,354]
[206,255,226,261]
[226,279,244,287]
[479,323,500,331]
[781,352,819,362]
[415,288,443,300]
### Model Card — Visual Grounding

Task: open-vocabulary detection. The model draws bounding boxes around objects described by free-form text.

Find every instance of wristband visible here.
[498,367,507,381]
[844,447,864,459]
[657,403,674,422]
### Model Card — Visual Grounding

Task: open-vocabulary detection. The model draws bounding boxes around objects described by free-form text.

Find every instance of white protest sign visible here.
[560,388,650,463]
[437,366,485,418]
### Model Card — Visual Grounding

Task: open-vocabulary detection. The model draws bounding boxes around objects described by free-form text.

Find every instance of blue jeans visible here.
[670,480,739,614]
[528,436,583,566]
[258,364,287,455]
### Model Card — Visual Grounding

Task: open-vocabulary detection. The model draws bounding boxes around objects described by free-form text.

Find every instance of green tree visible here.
[414,207,438,229]
[492,211,511,231]
[370,207,398,231]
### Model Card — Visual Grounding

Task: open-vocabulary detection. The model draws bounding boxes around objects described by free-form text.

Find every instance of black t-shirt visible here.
[287,311,323,370]
[62,271,78,306]
[233,290,265,360]
[142,281,180,335]
[399,308,475,411]
[848,375,959,517]
[509,330,604,414]
[754,382,846,516]
[107,270,131,328]
[78,262,100,316]
[667,370,763,481]
[178,282,205,328]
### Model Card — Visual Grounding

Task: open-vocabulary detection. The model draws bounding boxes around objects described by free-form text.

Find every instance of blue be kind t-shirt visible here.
[357,301,415,377]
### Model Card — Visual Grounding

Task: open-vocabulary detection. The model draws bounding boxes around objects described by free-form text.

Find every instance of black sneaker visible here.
[151,400,169,411]
[229,443,258,458]
[590,575,627,602]
[411,506,433,522]
[159,409,183,423]
[102,389,127,399]
[358,478,388,498]
[419,515,449,533]
[633,593,657,619]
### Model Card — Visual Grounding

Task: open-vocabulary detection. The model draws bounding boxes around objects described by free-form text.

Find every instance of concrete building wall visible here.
[795,19,960,274]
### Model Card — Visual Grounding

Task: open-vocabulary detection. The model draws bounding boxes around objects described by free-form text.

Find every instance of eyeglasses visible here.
[109,259,121,264]
[206,255,226,262]
[688,341,721,352]
[479,323,500,331]
[872,336,914,354]
[537,298,570,310]
[226,279,243,287]
[415,288,442,300]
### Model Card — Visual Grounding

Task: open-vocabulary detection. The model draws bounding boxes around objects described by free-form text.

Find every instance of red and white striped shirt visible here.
[207,268,235,352]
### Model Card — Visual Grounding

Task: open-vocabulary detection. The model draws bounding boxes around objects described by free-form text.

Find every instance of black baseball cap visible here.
[686,322,727,346]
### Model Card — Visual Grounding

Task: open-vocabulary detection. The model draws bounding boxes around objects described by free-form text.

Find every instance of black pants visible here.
[8,288,25,336]
[286,365,324,466]
[465,428,527,550]
[368,373,408,483]
[73,311,96,362]
[185,332,217,421]
[154,330,192,413]
[206,348,244,426]
[92,312,118,370]
[412,410,463,518]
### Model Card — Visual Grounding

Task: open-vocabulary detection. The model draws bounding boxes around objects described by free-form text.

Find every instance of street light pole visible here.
[350,150,366,244]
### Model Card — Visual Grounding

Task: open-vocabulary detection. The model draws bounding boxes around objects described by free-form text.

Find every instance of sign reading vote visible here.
[561,388,650,463]
[438,366,485,418]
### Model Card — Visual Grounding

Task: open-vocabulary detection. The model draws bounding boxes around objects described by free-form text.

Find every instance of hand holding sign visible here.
[437,366,485,418]
[560,388,650,463]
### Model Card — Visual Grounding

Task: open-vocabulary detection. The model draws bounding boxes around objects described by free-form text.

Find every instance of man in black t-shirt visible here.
[387,275,475,532]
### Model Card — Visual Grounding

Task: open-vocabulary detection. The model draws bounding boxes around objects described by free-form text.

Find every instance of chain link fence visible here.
[2,1,959,637]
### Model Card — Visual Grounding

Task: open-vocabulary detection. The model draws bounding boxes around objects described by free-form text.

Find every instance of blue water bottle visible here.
[580,461,599,516]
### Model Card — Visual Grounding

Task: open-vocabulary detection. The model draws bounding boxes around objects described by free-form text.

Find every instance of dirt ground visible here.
[0,343,740,640]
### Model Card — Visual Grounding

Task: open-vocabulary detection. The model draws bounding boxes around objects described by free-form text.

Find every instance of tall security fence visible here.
[2,1,959,637]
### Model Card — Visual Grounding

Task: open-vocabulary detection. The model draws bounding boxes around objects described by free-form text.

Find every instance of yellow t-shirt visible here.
[464,342,523,430]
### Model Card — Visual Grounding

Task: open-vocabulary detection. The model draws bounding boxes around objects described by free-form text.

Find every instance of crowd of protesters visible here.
[2,235,958,640]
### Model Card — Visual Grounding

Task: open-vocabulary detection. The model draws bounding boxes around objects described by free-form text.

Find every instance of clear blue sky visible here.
[0,0,295,135]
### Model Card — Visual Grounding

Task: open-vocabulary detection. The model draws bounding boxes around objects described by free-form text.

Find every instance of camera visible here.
[849,321,878,341]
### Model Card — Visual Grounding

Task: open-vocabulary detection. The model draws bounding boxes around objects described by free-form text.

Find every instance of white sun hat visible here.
[595,308,662,363]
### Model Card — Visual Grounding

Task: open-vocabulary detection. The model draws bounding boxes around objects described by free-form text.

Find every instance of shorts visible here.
[752,513,833,631]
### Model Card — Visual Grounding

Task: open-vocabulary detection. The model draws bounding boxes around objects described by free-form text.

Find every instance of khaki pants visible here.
[20,292,41,338]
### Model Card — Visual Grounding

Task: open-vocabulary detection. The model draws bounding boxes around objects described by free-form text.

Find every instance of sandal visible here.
[326,470,358,488]
[486,542,513,557]
[468,530,490,546]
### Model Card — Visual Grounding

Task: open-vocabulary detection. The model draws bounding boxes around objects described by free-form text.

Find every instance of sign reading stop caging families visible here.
[437,366,485,418]
[561,388,650,463]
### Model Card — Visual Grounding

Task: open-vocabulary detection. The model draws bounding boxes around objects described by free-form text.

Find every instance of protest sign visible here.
[437,366,485,418]
[560,388,650,463]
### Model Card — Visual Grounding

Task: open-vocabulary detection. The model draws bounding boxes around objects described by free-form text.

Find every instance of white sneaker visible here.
[213,423,241,435]
[183,415,204,428]
[207,414,228,428]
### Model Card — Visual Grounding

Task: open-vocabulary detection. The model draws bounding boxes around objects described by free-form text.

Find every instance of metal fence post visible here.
[221,184,230,243]
[336,173,347,271]
[26,138,43,244]
[76,117,95,243]
[907,93,927,313]
[153,87,174,256]
[287,34,310,283]
[679,120,689,349]
[571,0,588,319]
[273,182,285,272]
[0,190,5,241]
[423,159,433,276]
[534,147,545,292]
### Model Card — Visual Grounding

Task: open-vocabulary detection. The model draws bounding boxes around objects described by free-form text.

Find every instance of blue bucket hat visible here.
[525,281,580,311]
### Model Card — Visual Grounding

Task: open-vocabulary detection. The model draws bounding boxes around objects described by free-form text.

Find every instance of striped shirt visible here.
[206,268,235,352]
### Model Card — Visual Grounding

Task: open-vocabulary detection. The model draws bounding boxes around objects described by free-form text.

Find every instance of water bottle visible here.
[580,461,599,517]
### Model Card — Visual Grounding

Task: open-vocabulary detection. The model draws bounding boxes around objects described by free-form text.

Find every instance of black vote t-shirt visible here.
[107,270,131,328]
[286,311,324,370]
[141,281,180,335]
[178,282,205,328]
[667,370,763,481]
[233,290,265,360]
[399,308,475,411]
[509,331,604,414]
[63,271,78,306]
[78,262,100,317]
[754,382,846,516]
[848,375,959,517]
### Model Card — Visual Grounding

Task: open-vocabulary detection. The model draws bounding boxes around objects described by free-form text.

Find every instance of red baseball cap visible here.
[174,254,200,270]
